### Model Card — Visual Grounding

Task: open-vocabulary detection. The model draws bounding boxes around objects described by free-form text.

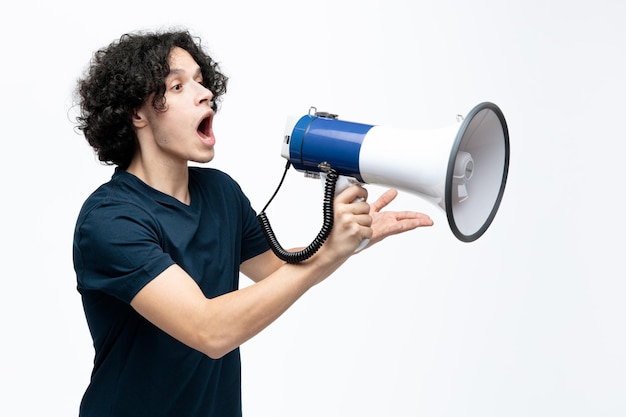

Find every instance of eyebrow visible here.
[167,66,202,78]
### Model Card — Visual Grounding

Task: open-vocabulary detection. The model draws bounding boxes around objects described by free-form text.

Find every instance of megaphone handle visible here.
[321,173,370,253]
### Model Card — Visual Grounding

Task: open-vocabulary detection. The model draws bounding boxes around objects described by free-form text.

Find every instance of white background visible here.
[1,0,624,416]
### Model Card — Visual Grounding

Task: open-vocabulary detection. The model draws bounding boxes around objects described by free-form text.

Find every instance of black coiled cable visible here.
[257,162,339,263]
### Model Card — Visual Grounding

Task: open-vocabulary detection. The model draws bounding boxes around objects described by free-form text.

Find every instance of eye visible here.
[171,83,183,91]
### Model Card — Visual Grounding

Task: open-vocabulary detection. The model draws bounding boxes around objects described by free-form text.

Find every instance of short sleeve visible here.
[73,201,175,304]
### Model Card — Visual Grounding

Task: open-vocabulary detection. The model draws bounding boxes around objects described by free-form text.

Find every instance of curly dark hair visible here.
[75,29,228,169]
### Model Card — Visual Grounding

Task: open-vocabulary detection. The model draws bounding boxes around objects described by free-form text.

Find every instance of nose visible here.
[196,82,214,107]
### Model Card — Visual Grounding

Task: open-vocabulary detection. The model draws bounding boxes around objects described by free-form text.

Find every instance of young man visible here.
[72,29,433,417]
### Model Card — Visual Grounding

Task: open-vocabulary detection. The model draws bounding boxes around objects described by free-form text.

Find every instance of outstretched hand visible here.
[365,189,434,247]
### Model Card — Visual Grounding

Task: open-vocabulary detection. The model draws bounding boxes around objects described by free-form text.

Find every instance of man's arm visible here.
[130,186,433,360]
[130,185,372,359]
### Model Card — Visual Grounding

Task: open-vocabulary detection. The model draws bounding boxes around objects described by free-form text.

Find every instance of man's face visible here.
[135,47,216,166]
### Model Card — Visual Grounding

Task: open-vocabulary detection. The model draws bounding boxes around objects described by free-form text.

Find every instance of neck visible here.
[126,156,191,205]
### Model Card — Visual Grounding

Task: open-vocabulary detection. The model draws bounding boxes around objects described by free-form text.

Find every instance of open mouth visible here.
[197,114,213,139]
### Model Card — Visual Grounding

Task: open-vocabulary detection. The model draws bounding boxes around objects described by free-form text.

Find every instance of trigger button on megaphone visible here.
[314,111,339,119]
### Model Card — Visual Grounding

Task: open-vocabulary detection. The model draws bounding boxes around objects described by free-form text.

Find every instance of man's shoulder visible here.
[77,172,154,225]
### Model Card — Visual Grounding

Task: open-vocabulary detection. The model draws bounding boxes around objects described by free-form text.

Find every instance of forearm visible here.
[199,257,338,358]
[132,248,344,360]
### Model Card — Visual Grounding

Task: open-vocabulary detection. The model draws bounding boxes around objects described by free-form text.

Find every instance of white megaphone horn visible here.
[257,102,510,263]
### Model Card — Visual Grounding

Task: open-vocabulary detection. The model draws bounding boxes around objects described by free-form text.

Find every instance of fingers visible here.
[334,192,371,226]
[393,211,434,226]
[369,188,434,226]
[331,186,436,253]
[369,188,398,213]
[330,186,373,252]
[335,184,368,205]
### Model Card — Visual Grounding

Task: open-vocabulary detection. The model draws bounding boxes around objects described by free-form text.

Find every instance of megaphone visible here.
[257,102,509,263]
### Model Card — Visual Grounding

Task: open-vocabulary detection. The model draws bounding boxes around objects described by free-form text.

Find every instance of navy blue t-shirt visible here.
[73,167,270,417]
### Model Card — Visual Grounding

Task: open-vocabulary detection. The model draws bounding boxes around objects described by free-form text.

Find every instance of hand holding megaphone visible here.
[320,172,370,253]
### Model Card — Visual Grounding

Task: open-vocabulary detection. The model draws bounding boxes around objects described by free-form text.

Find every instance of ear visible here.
[132,107,149,129]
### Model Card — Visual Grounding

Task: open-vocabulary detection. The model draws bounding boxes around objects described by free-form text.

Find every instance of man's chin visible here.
[191,150,215,165]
